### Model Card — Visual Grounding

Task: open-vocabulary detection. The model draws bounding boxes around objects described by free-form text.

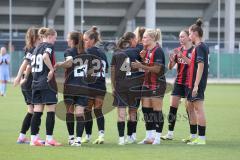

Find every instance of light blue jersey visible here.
[0,53,10,81]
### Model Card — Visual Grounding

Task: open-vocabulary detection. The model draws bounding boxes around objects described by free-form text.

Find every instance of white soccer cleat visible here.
[68,137,75,145]
[71,140,82,147]
[152,138,161,145]
[126,136,136,144]
[161,134,174,140]
[118,137,125,145]
[138,138,154,144]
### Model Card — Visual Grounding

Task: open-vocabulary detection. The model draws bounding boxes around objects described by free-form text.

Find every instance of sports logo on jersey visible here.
[188,52,191,58]
[45,48,52,54]
[177,58,187,64]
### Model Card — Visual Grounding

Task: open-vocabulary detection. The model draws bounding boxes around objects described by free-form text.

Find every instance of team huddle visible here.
[13,18,209,147]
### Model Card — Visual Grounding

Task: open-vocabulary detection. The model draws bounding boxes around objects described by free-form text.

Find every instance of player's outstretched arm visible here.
[54,57,73,70]
[132,60,161,74]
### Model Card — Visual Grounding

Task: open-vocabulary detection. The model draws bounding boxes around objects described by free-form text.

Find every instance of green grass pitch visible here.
[0,84,240,160]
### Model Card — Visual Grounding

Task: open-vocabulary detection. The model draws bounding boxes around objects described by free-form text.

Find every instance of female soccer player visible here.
[30,27,61,146]
[111,32,143,145]
[181,19,209,145]
[82,26,109,144]
[14,27,41,144]
[0,46,10,96]
[130,27,146,140]
[55,31,87,147]
[161,30,197,141]
[132,29,166,145]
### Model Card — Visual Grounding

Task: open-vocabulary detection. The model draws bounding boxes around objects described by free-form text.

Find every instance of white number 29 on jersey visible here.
[31,54,43,72]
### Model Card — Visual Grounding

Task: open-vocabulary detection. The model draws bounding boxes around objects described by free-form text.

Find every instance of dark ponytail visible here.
[117,32,136,49]
[69,31,84,54]
[189,18,203,38]
[117,37,130,49]
[196,19,203,27]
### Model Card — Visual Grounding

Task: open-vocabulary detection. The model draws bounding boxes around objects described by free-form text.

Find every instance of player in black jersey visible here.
[82,26,109,144]
[161,30,196,141]
[55,31,87,147]
[180,19,209,145]
[30,27,61,146]
[131,27,146,140]
[14,27,41,144]
[111,32,144,145]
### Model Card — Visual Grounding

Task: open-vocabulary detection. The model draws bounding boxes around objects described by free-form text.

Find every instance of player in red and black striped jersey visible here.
[161,30,196,140]
[29,27,61,146]
[55,31,88,147]
[82,26,109,144]
[14,27,41,144]
[181,19,209,145]
[132,29,166,145]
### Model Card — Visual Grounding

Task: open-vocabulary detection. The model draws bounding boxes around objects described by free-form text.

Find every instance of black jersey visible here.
[64,47,87,85]
[111,50,128,83]
[136,43,144,51]
[21,47,35,91]
[111,48,144,92]
[124,47,144,78]
[86,46,109,90]
[63,47,90,96]
[31,42,57,91]
[188,42,209,90]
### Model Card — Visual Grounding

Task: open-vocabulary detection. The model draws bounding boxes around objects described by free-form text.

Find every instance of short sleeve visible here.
[64,49,73,60]
[196,45,206,63]
[24,51,32,63]
[44,44,54,55]
[154,48,165,65]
